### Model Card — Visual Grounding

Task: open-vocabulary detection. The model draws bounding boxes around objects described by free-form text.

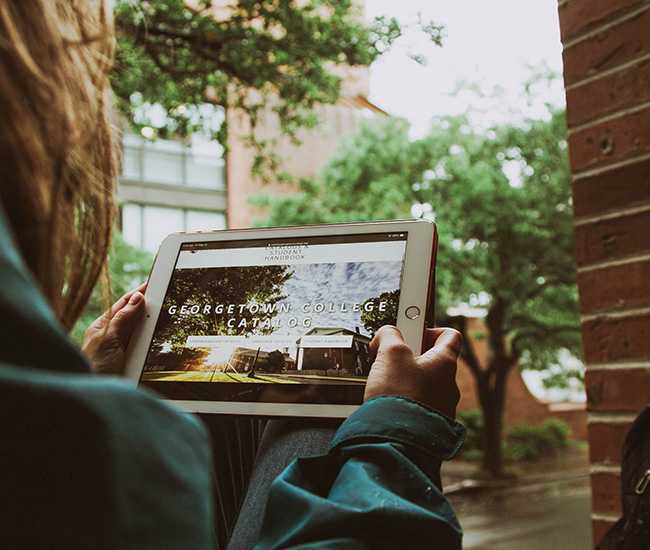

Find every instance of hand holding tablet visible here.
[365,326,462,418]
[124,220,438,417]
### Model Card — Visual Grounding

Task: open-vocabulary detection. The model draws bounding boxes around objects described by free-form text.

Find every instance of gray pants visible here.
[199,416,339,550]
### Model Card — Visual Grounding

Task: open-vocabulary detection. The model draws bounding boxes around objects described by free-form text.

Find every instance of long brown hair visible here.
[0,0,117,330]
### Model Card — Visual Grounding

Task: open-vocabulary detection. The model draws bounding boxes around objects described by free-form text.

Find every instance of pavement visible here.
[442,446,593,550]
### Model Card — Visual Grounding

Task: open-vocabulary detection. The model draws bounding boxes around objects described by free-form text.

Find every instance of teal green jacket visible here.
[0,207,215,549]
[0,204,464,549]
[257,397,465,549]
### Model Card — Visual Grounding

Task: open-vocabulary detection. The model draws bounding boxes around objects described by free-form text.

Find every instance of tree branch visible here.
[510,320,580,359]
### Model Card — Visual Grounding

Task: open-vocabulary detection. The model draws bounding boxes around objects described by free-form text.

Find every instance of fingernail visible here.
[129,292,143,305]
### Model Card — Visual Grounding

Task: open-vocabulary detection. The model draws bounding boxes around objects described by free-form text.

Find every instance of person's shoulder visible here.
[0,362,214,549]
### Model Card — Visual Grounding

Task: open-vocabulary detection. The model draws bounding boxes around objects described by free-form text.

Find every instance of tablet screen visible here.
[140,232,408,406]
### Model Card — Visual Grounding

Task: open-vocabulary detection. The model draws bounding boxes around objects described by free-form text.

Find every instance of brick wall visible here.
[226,99,378,228]
[558,0,650,545]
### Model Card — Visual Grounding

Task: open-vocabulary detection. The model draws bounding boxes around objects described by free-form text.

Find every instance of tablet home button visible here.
[405,306,421,320]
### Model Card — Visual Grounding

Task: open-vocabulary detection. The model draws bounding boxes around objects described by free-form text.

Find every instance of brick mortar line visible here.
[592,512,621,522]
[567,100,650,136]
[565,51,650,92]
[574,204,650,228]
[591,464,621,474]
[572,152,650,181]
[563,1,650,50]
[581,306,650,323]
[587,361,650,371]
[576,253,650,274]
[588,413,639,423]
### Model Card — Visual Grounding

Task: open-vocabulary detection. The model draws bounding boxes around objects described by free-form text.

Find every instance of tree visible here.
[146,347,211,371]
[72,232,153,343]
[361,289,400,335]
[112,0,442,179]
[153,265,292,348]
[255,112,581,477]
[265,350,286,373]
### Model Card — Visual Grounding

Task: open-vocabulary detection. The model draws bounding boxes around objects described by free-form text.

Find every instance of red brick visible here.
[566,57,650,127]
[578,259,650,314]
[574,209,650,266]
[582,315,650,364]
[569,106,650,173]
[562,7,650,85]
[591,471,622,515]
[558,0,644,42]
[588,421,632,464]
[572,157,650,218]
[585,368,650,411]
[593,519,617,547]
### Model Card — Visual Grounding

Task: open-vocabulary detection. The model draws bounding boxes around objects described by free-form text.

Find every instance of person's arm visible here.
[256,327,465,550]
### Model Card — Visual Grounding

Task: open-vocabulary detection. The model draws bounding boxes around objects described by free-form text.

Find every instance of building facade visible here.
[296,327,372,375]
[118,88,383,249]
[118,0,382,244]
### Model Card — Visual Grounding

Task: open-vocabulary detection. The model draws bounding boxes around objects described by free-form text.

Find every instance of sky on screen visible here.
[276,261,402,337]
[202,261,403,365]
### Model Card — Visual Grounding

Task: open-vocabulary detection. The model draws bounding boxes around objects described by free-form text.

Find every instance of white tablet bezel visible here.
[124,220,436,417]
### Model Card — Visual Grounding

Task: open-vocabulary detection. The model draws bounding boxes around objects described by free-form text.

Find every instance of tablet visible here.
[125,220,437,417]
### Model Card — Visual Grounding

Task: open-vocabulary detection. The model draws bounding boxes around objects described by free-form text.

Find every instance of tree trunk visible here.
[481,396,504,476]
[477,367,509,477]
[443,313,515,478]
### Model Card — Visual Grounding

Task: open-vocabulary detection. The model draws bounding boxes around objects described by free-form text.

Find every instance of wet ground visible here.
[449,475,591,549]
[443,446,592,549]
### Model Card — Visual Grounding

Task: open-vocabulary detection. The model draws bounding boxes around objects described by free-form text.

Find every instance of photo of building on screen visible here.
[140,260,400,386]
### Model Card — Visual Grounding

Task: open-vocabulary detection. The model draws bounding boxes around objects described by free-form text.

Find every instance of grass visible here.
[142,370,366,385]
[142,371,300,384]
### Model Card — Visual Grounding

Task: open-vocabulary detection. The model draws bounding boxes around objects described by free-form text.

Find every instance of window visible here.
[121,204,226,253]
[186,210,225,232]
[142,206,185,252]
[121,203,143,248]
[121,134,225,189]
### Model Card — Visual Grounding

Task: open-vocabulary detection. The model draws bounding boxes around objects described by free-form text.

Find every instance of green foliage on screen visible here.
[361,289,400,336]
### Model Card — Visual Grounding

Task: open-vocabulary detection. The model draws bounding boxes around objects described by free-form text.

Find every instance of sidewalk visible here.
[442,443,589,492]
[442,445,593,550]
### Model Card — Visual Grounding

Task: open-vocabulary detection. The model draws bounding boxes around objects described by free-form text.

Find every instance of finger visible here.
[370,325,413,361]
[369,325,403,354]
[109,281,148,319]
[109,291,145,347]
[418,327,462,365]
[85,283,148,338]
[422,327,447,351]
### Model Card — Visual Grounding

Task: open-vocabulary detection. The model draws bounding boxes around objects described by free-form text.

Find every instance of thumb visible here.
[109,291,145,347]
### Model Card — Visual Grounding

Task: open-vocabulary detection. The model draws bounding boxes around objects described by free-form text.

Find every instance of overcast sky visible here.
[366,0,566,137]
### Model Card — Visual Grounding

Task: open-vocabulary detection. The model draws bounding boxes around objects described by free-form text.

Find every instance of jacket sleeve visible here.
[255,396,466,550]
